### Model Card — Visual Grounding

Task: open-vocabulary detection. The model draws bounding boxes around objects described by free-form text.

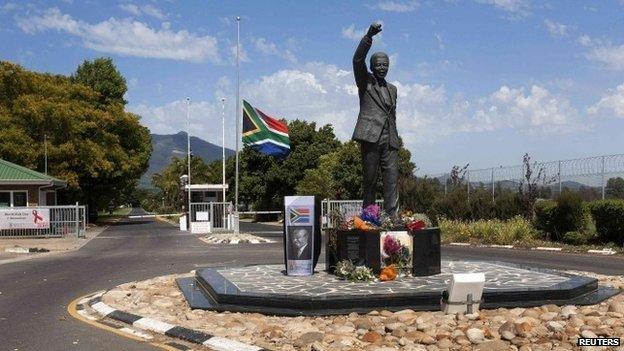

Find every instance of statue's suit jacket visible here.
[352,36,400,149]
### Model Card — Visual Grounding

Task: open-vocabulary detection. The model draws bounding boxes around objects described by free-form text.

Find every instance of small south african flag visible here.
[289,207,310,224]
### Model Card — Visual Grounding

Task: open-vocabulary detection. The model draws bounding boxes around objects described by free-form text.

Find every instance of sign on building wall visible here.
[0,209,50,230]
[284,196,315,276]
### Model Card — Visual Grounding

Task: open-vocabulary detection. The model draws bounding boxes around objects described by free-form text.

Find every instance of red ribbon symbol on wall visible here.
[33,210,44,224]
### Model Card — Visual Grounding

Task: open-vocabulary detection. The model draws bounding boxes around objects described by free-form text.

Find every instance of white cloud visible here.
[252,37,297,63]
[544,19,569,38]
[119,3,166,20]
[374,0,419,12]
[119,3,141,16]
[578,35,624,71]
[253,37,278,55]
[588,46,624,70]
[473,0,530,17]
[130,99,231,148]
[16,8,219,63]
[0,2,19,12]
[230,43,250,63]
[472,85,577,132]
[134,63,581,156]
[588,83,624,118]
[341,24,367,41]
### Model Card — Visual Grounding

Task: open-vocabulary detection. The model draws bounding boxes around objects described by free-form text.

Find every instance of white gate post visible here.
[75,202,81,238]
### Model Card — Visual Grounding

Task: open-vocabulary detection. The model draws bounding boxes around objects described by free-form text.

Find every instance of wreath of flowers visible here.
[331,205,433,282]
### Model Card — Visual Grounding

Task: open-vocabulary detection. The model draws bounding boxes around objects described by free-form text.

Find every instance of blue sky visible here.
[2,0,624,174]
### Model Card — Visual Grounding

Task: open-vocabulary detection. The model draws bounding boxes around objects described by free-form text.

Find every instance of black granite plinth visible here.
[412,228,441,276]
[337,229,381,272]
[333,228,441,275]
[177,260,621,316]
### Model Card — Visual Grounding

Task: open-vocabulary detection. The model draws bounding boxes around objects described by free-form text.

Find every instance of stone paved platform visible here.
[178,260,619,316]
[218,261,569,297]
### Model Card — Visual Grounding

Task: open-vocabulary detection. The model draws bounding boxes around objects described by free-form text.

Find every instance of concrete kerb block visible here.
[84,291,270,351]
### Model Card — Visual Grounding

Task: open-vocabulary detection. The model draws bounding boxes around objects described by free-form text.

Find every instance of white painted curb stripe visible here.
[450,242,471,246]
[5,247,30,253]
[133,317,175,334]
[535,247,563,251]
[489,244,514,249]
[91,301,116,316]
[203,336,262,351]
[119,327,153,340]
[587,249,616,255]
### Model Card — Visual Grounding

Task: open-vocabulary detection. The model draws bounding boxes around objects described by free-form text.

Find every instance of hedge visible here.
[589,199,624,245]
[439,216,540,245]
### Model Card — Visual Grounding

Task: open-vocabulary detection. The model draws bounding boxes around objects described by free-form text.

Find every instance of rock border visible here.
[83,291,270,351]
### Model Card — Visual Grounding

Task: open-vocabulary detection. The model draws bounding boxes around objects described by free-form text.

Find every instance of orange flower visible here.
[379,265,398,281]
[353,216,374,230]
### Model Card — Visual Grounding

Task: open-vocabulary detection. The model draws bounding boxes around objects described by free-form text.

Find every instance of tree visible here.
[0,61,151,210]
[400,176,441,218]
[518,153,554,218]
[296,153,338,200]
[296,139,417,203]
[606,177,624,199]
[152,156,216,211]
[72,58,127,106]
[221,120,340,210]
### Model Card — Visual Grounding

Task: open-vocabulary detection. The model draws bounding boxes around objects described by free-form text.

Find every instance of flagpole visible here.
[234,16,241,234]
[186,97,191,230]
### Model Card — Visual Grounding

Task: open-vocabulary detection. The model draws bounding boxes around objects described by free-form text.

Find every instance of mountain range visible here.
[139,132,235,188]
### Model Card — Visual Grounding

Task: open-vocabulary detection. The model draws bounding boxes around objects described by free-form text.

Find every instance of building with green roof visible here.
[0,159,67,207]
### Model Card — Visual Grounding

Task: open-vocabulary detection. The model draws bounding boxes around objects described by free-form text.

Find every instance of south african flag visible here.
[242,100,290,157]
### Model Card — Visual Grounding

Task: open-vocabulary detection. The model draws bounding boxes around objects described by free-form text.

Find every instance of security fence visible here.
[425,154,624,201]
[321,199,384,229]
[0,204,86,238]
[190,202,233,232]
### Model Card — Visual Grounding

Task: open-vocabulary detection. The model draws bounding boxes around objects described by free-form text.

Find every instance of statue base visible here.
[327,228,441,276]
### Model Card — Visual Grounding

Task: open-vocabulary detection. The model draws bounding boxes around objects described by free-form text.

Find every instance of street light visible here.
[180,174,189,230]
[186,97,191,230]
[220,97,227,229]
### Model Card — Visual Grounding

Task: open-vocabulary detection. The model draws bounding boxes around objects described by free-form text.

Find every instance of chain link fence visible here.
[424,154,624,201]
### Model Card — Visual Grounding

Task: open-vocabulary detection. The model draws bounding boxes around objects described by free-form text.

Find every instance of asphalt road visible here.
[0,208,622,351]
[0,208,285,351]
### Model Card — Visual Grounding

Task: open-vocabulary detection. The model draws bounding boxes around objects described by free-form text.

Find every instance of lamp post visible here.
[186,97,191,229]
[220,97,227,228]
[234,16,241,234]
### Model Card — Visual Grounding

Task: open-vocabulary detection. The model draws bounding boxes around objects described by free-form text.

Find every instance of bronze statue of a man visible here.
[352,22,400,217]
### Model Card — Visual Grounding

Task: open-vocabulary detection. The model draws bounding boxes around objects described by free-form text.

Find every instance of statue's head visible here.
[370,52,389,80]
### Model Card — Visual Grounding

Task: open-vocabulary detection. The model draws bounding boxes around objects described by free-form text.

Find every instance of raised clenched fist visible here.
[367,22,382,38]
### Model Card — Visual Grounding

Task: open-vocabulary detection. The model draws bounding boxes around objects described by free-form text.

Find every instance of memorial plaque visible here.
[345,235,360,260]
[284,196,315,276]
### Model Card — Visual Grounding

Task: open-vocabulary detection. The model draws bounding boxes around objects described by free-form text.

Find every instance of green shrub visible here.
[494,191,522,220]
[553,190,586,239]
[469,188,495,220]
[434,187,470,220]
[589,199,624,245]
[534,191,587,241]
[561,231,595,245]
[439,216,540,245]
[534,200,557,234]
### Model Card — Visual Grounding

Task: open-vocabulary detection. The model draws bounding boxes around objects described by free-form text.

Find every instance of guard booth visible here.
[185,184,232,233]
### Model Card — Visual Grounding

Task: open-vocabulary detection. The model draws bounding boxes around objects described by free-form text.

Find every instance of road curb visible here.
[447,243,621,255]
[83,291,270,351]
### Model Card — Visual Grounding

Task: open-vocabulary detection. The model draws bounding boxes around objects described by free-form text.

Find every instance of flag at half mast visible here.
[242,100,290,157]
